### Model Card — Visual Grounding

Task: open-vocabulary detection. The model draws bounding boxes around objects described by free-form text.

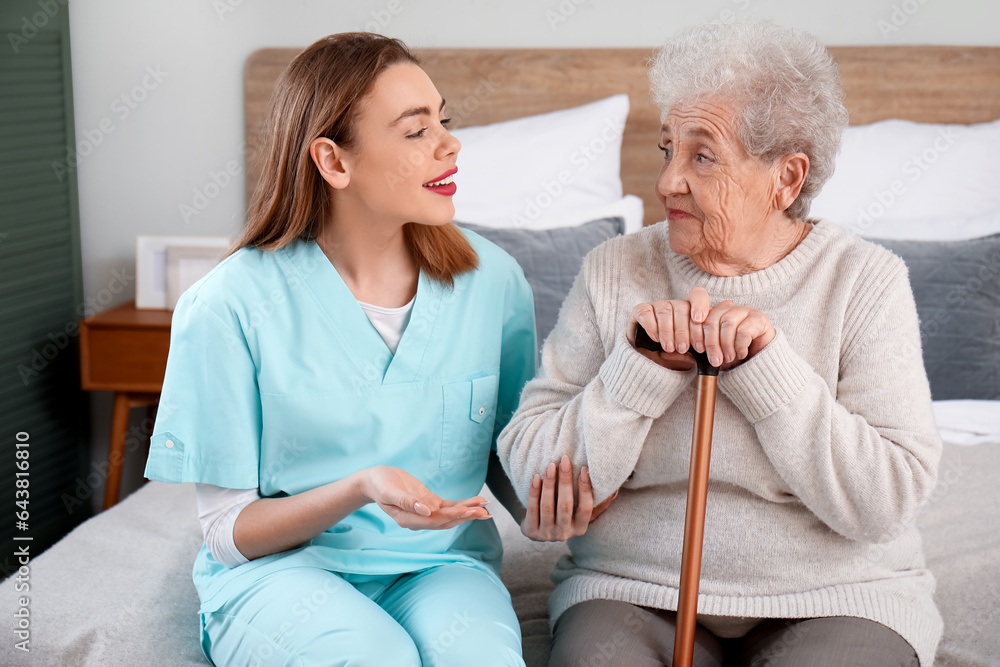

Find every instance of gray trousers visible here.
[549,599,919,667]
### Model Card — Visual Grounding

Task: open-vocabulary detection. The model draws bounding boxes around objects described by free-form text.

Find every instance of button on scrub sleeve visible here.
[144,292,262,489]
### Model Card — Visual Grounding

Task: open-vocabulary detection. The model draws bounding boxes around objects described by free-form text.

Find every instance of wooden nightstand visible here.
[79,301,172,509]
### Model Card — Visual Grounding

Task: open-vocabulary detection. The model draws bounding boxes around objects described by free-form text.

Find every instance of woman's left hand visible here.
[520,455,617,542]
[697,300,776,370]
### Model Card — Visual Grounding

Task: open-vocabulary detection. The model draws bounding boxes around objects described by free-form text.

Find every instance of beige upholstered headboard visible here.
[244,46,1000,227]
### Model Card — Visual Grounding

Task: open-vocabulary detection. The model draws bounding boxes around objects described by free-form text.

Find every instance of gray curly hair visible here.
[649,19,849,220]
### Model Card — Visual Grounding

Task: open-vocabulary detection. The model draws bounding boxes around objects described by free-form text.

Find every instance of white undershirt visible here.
[195,296,415,568]
[357,295,414,355]
[195,484,259,568]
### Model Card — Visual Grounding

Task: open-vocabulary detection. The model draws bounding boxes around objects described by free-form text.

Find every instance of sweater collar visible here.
[666,219,839,297]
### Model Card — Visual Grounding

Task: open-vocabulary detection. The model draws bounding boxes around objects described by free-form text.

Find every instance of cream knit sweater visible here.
[497,219,943,665]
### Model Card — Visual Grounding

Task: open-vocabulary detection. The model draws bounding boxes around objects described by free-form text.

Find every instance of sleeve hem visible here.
[598,334,695,418]
[145,447,259,489]
[717,329,813,423]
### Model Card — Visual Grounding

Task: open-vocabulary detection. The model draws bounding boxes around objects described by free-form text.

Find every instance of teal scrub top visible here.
[143,231,536,614]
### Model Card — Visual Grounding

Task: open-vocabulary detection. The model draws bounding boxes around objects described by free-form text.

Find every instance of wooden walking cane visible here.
[635,326,719,667]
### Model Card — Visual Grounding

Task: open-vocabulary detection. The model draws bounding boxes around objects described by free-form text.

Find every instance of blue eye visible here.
[696,153,711,164]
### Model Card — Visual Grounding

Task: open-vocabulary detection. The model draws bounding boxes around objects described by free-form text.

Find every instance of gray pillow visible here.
[458,218,625,348]
[868,234,1000,400]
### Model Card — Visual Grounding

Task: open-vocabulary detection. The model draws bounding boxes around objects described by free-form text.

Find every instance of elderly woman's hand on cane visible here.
[629,286,776,371]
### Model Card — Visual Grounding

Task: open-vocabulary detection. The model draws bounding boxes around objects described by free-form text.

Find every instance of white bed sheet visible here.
[933,400,1000,446]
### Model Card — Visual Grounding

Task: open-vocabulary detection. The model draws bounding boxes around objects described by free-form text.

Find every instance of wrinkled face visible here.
[342,62,461,226]
[655,97,782,266]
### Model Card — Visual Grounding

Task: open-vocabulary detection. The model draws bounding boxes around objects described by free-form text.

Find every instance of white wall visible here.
[65,0,999,507]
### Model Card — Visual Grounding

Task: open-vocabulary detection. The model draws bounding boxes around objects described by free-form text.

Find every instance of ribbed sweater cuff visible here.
[598,335,695,418]
[718,329,814,424]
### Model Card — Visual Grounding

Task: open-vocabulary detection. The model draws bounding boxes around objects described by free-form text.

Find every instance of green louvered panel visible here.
[2,250,73,280]
[0,118,65,141]
[3,192,68,221]
[2,145,66,174]
[0,2,89,575]
[0,305,81,361]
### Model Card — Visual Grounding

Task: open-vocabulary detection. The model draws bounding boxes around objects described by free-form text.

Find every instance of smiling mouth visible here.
[422,168,458,196]
[423,174,454,188]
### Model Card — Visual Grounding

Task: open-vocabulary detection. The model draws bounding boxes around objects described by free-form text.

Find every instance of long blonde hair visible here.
[230,32,477,285]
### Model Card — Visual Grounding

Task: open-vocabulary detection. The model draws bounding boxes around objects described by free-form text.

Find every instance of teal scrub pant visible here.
[200,562,525,667]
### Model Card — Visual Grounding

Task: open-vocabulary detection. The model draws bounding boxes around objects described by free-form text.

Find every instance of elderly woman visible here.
[498,19,942,667]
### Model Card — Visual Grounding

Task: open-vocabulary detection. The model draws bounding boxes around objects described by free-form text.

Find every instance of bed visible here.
[2,44,998,666]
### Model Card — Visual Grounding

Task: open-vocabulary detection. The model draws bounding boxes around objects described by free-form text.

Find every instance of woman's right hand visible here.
[361,465,491,531]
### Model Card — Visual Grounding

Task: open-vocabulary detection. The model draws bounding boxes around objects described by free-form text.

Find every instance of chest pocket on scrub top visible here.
[440,373,500,469]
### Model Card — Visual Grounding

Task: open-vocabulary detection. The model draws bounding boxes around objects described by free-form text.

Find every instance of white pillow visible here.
[833,209,1000,241]
[811,118,1000,238]
[579,195,646,235]
[933,400,1000,446]
[512,195,646,234]
[458,194,645,235]
[451,94,628,229]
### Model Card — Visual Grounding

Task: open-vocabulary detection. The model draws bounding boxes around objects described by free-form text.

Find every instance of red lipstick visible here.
[423,167,458,196]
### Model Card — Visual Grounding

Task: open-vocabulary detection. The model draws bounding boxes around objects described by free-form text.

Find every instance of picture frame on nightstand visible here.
[165,244,230,310]
[136,236,230,310]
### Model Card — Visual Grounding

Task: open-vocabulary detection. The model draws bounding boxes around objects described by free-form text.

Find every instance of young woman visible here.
[144,33,601,666]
